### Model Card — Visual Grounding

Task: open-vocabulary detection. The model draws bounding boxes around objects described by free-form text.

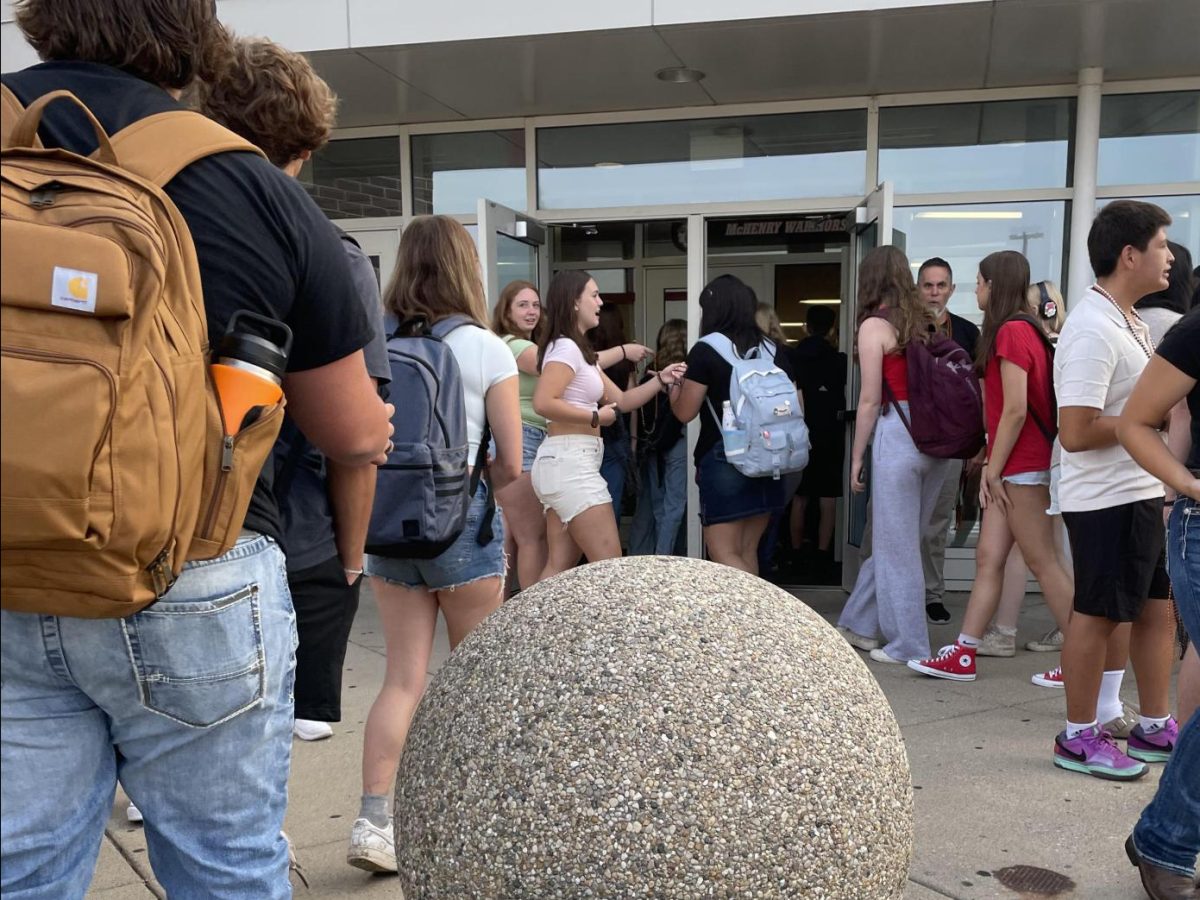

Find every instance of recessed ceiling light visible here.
[656,66,705,84]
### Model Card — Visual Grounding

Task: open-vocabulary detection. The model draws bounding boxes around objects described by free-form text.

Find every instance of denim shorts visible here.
[532,434,612,524]
[696,443,786,526]
[1002,469,1051,486]
[365,481,506,591]
[521,422,546,472]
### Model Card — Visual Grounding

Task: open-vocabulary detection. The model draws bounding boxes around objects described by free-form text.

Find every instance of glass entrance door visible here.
[476,199,549,308]
[840,183,900,591]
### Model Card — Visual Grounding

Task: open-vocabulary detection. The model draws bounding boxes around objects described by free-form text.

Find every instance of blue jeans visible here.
[1,534,297,899]
[1133,497,1199,878]
[600,434,632,521]
[629,440,687,556]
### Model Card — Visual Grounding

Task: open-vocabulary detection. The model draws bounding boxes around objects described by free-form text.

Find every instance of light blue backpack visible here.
[701,333,810,480]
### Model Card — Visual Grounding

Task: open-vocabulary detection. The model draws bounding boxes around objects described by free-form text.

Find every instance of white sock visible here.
[1096,669,1126,723]
[1137,715,1171,734]
[957,633,980,649]
[1066,719,1097,740]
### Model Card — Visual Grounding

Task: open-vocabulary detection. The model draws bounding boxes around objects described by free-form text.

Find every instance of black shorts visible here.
[1148,547,1171,600]
[1063,499,1165,623]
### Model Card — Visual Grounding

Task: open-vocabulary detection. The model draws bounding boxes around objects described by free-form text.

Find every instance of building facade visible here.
[6,0,1196,586]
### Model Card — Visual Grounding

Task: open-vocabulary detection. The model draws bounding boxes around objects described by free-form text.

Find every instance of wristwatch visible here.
[591,408,600,428]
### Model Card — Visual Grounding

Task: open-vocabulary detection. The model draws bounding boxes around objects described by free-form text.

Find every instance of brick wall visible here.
[302,174,403,219]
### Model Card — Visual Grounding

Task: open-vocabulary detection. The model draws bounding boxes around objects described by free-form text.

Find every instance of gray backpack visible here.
[702,333,810,480]
[366,315,493,559]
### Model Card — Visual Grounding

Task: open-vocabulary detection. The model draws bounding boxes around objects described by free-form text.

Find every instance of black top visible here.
[682,338,797,465]
[636,373,684,457]
[945,311,981,360]
[788,336,847,437]
[4,62,375,542]
[1155,308,1200,471]
[273,231,391,572]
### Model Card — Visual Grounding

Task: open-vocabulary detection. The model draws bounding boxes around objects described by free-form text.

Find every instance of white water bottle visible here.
[721,400,747,457]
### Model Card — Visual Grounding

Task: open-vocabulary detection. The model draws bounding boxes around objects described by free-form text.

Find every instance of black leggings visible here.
[290,555,361,721]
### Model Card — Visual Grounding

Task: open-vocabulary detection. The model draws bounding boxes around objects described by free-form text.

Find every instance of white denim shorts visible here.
[1002,469,1052,487]
[531,434,612,525]
[1046,461,1063,516]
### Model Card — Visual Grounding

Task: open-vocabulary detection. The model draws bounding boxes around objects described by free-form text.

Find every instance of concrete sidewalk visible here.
[89,585,1175,899]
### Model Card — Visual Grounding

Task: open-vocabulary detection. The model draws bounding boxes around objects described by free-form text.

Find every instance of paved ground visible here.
[88,583,1177,899]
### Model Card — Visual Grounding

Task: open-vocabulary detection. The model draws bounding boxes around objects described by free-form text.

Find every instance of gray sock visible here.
[359,794,390,829]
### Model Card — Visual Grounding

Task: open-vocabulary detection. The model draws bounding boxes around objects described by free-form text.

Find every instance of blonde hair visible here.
[654,319,688,369]
[383,216,488,327]
[755,302,788,345]
[194,36,337,167]
[1027,280,1065,335]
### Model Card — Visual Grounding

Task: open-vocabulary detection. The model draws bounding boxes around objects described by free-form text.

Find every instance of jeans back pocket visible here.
[121,584,266,728]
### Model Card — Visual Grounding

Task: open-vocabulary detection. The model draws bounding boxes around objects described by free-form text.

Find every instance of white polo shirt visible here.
[1053,288,1164,513]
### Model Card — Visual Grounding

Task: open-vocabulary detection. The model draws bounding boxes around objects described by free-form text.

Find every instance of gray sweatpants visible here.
[838,408,950,661]
[858,456,963,605]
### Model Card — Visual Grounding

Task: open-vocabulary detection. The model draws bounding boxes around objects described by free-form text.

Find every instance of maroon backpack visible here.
[884,331,985,460]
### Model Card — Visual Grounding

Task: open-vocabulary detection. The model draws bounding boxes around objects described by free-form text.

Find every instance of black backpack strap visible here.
[1011,316,1058,442]
[470,417,496,546]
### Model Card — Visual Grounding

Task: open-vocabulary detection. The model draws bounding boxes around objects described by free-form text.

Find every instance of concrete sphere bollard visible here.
[394,556,913,898]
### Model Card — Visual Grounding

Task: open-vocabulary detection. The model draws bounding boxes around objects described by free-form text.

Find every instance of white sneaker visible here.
[837,626,880,652]
[1025,627,1064,652]
[347,817,397,873]
[126,802,143,824]
[293,719,334,741]
[869,648,906,665]
[977,625,1017,658]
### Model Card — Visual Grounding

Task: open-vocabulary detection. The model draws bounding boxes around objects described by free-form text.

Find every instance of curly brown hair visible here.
[383,216,488,328]
[193,37,336,167]
[855,245,934,350]
[14,0,228,89]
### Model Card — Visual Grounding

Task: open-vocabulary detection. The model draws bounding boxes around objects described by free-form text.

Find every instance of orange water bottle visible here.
[210,311,292,435]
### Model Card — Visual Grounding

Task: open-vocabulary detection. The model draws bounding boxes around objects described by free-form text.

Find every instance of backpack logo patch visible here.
[51,266,98,314]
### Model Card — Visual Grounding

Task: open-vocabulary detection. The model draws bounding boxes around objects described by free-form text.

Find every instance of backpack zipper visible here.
[0,347,117,467]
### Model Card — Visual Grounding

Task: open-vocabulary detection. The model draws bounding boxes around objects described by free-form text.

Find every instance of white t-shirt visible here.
[542,337,604,415]
[443,324,518,459]
[1053,288,1163,512]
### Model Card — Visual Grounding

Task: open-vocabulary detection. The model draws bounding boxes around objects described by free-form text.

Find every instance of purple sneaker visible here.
[1053,726,1148,781]
[1127,718,1178,763]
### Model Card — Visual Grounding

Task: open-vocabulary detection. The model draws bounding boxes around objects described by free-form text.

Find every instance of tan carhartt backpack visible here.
[1,89,286,617]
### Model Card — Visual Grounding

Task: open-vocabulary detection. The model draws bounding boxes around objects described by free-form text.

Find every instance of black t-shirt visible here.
[3,62,375,543]
[788,336,847,437]
[1155,308,1200,471]
[636,373,684,456]
[945,312,981,360]
[682,338,797,465]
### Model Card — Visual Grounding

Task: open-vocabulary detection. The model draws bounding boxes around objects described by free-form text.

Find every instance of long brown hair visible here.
[654,319,688,369]
[537,270,597,370]
[491,279,542,341]
[976,251,1032,372]
[382,216,487,327]
[855,245,933,349]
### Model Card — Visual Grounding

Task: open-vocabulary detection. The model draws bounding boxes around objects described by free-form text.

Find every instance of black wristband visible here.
[621,345,627,361]
[591,408,600,428]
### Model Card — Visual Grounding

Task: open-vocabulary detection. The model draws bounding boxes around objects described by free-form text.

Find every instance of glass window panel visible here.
[1098,92,1200,187]
[1098,195,1200,266]
[538,110,867,209]
[879,98,1074,193]
[553,222,636,262]
[644,220,688,258]
[893,201,1068,326]
[411,130,526,214]
[299,137,401,219]
[496,235,537,289]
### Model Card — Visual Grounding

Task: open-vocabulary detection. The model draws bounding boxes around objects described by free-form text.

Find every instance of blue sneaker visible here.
[1053,726,1148,781]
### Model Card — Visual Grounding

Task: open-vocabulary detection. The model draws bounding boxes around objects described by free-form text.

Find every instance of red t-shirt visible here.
[882,353,908,400]
[984,320,1054,476]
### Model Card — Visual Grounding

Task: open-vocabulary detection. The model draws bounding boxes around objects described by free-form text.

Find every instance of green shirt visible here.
[503,335,548,431]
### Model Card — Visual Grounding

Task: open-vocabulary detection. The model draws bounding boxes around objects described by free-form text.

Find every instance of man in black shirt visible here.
[0,3,391,896]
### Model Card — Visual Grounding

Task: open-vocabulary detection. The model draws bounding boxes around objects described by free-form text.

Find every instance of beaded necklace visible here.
[1091,284,1154,359]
